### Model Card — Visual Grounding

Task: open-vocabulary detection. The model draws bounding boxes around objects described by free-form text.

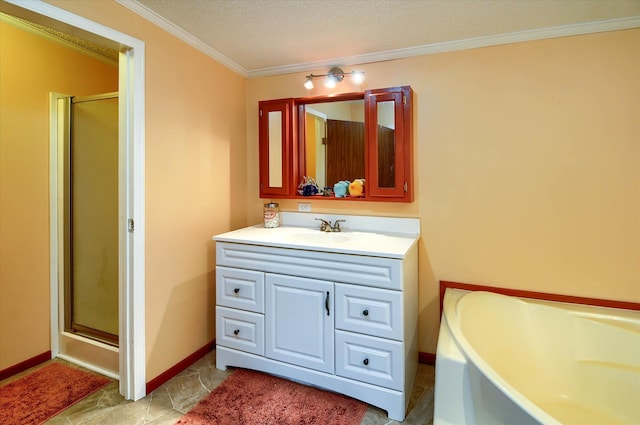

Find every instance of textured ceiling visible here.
[130,0,640,75]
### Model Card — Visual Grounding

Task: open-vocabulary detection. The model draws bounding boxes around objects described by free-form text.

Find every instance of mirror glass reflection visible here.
[268,110,283,188]
[377,100,396,188]
[303,99,364,189]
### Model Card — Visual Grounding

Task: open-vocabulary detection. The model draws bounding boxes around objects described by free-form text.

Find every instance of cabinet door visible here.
[364,86,413,201]
[259,98,295,197]
[265,274,334,373]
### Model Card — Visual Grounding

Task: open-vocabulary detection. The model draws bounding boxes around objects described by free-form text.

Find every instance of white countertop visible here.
[214,213,420,259]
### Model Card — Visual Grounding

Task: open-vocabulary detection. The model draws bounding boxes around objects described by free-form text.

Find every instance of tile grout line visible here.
[142,390,154,424]
[196,368,212,394]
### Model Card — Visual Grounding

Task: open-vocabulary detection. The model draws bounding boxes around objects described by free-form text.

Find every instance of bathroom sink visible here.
[288,231,354,245]
[215,214,419,258]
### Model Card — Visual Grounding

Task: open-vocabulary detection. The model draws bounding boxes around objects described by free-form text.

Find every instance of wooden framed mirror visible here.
[259,86,413,202]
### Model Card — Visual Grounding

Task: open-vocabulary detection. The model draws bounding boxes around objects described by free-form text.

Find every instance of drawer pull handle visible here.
[233,288,240,294]
[363,358,369,366]
[363,309,369,317]
[233,329,240,335]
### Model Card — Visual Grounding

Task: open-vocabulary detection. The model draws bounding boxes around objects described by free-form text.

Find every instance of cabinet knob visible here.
[233,288,240,294]
[363,309,369,316]
[363,358,369,366]
[233,329,240,335]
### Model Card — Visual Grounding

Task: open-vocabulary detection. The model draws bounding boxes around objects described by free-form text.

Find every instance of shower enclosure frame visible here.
[64,92,120,348]
[2,0,147,401]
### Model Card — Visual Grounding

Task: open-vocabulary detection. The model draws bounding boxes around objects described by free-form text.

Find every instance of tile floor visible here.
[1,350,435,424]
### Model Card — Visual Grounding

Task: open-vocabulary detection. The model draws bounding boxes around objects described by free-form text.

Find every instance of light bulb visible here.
[304,76,314,90]
[325,76,337,88]
[352,71,364,84]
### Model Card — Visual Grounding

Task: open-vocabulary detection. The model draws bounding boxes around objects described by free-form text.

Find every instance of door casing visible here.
[1,0,147,400]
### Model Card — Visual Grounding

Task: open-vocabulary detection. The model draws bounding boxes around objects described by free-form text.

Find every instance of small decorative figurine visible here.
[333,180,350,198]
[298,176,319,196]
[348,179,365,197]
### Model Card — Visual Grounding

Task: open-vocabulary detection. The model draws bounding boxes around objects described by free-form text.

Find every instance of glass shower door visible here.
[65,93,119,346]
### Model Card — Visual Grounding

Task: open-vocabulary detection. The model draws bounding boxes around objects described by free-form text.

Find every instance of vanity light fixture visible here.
[303,67,365,90]
[304,75,314,89]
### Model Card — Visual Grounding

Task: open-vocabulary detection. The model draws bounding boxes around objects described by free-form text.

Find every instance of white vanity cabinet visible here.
[214,214,419,421]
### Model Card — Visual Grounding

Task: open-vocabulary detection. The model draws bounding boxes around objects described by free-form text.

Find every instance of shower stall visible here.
[54,92,119,377]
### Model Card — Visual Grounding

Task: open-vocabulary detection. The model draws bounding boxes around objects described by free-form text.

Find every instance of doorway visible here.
[0,0,147,400]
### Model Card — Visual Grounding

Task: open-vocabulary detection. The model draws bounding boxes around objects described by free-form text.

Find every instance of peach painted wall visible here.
[247,29,640,354]
[4,0,248,382]
[0,19,118,370]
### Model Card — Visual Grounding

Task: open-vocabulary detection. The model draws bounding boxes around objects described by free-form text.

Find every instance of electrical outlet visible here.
[297,202,311,212]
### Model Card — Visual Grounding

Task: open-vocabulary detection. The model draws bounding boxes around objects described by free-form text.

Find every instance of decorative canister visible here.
[263,202,280,228]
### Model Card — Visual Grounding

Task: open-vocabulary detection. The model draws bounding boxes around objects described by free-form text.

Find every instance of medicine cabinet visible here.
[258,86,413,202]
[258,98,295,197]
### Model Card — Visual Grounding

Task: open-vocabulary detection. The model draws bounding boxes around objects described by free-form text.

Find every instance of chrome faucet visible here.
[315,218,346,232]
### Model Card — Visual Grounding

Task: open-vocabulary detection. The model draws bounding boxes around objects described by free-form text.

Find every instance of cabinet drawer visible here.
[335,330,403,391]
[335,283,402,340]
[216,266,264,313]
[216,306,264,355]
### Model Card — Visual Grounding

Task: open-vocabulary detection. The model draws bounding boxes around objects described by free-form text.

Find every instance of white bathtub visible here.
[434,289,640,425]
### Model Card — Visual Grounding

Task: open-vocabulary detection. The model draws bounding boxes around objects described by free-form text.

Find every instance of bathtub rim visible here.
[439,281,640,319]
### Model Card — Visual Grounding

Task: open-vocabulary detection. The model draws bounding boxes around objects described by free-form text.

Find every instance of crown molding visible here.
[249,16,640,78]
[115,0,248,77]
[114,1,639,79]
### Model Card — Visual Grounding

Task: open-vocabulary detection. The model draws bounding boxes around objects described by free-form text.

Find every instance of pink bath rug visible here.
[0,362,111,425]
[175,368,367,425]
